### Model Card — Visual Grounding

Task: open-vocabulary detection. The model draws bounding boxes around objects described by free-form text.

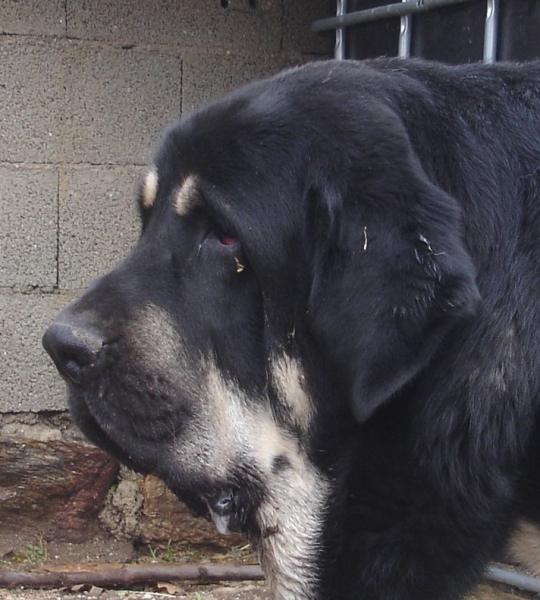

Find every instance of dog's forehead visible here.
[139,165,202,216]
[174,174,199,216]
[140,167,159,209]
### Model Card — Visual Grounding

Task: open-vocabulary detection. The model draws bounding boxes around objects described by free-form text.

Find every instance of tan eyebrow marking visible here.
[141,168,158,209]
[174,174,199,216]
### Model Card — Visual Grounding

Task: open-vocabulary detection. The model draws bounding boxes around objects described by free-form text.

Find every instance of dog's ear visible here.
[307,138,480,423]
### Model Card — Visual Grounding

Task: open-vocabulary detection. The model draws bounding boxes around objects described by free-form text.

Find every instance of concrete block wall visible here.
[0,0,334,414]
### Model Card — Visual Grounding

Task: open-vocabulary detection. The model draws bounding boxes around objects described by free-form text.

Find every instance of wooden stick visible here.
[0,564,264,589]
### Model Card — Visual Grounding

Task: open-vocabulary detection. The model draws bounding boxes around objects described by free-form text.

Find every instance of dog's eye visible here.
[218,234,237,246]
[205,219,239,248]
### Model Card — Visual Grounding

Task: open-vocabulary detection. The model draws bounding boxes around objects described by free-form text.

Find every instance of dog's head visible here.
[43,60,479,598]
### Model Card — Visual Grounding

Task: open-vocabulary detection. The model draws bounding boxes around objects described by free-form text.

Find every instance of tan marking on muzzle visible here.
[129,334,327,600]
[174,174,198,216]
[128,304,202,405]
[141,168,158,209]
[203,364,327,600]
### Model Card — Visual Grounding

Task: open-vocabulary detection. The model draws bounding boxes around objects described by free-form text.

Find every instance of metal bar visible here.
[313,0,475,33]
[483,0,499,63]
[398,0,412,58]
[335,0,348,60]
[486,566,540,594]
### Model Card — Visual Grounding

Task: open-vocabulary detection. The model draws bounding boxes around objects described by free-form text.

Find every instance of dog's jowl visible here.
[44,59,540,600]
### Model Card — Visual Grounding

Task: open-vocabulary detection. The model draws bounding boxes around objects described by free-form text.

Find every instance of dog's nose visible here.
[43,323,104,385]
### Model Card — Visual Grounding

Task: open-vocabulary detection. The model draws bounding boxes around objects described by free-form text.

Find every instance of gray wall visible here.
[0,0,333,414]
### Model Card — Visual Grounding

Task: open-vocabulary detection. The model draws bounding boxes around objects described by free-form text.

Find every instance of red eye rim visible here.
[219,234,237,246]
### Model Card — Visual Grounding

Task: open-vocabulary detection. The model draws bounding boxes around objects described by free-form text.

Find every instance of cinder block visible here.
[0,166,58,287]
[282,0,335,55]
[66,0,281,54]
[62,44,182,164]
[0,290,76,413]
[0,40,65,163]
[182,52,291,113]
[59,167,142,290]
[0,0,66,36]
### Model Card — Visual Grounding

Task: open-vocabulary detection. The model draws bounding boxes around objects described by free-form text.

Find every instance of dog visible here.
[43,58,540,599]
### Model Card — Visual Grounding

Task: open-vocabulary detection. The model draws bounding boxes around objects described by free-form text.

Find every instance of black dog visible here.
[43,58,540,599]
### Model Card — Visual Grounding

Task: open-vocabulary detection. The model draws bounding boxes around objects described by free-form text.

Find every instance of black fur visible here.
[43,59,540,599]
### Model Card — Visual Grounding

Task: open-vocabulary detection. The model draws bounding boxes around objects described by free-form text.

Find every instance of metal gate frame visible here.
[312,0,499,63]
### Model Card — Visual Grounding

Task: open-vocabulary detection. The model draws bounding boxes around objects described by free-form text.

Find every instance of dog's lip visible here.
[208,508,232,534]
[205,489,236,534]
[69,393,260,537]
[68,392,156,473]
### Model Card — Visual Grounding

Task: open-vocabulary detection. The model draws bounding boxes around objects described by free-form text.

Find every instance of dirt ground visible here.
[2,573,534,600]
[0,536,536,600]
[0,582,272,600]
[0,581,537,600]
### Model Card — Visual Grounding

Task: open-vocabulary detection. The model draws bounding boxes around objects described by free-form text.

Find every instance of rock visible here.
[0,436,119,542]
[139,475,247,552]
[1,422,62,442]
[99,470,144,540]
[0,418,248,556]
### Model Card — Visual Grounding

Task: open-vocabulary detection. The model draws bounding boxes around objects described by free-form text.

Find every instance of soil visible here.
[0,583,272,600]
[0,581,536,600]
[0,535,536,600]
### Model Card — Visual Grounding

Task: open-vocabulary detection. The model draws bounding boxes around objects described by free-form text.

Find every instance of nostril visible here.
[42,323,104,385]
